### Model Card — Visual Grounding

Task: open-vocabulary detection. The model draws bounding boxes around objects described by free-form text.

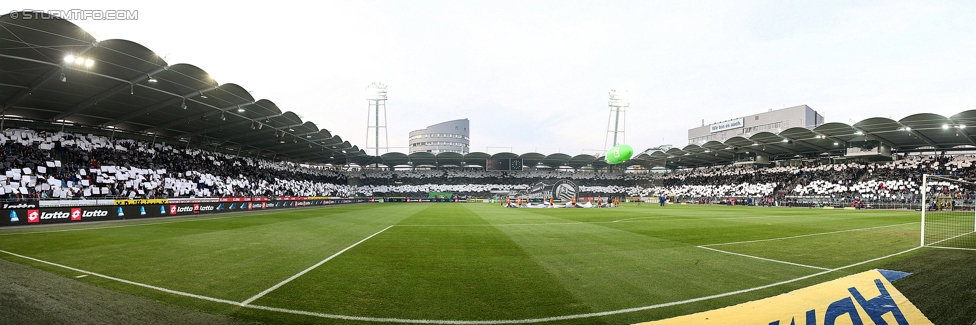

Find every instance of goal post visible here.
[920,174,976,250]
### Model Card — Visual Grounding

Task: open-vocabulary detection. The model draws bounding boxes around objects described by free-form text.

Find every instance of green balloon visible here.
[605,144,633,164]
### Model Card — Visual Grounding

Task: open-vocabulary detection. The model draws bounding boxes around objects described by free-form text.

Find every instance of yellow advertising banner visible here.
[113,198,168,206]
[636,269,932,325]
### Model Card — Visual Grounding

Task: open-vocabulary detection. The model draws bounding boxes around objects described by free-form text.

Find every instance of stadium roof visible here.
[0,12,364,165]
[3,11,975,171]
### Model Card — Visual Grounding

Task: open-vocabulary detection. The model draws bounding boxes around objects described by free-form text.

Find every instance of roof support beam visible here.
[946,118,976,147]
[216,128,274,143]
[144,109,281,134]
[276,121,307,130]
[52,66,169,121]
[890,123,937,147]
[183,119,258,138]
[0,44,95,113]
[0,66,62,113]
[100,84,219,127]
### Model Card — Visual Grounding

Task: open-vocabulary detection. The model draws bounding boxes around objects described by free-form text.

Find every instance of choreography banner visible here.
[635,269,932,325]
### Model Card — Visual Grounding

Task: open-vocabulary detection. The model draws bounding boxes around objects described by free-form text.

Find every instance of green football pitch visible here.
[0,203,925,324]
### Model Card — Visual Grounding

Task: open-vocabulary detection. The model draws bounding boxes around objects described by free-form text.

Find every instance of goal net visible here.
[921,175,976,250]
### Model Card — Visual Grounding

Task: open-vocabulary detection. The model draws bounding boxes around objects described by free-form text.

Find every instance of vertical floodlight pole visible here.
[366,83,388,162]
[605,90,629,151]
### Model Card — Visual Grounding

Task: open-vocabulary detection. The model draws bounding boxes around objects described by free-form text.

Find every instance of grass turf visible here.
[0,203,960,324]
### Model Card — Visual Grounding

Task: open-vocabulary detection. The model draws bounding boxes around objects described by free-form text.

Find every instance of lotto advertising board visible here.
[0,197,369,227]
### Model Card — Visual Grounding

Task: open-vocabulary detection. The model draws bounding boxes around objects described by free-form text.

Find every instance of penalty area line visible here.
[240,225,395,306]
[702,222,918,247]
[696,246,830,271]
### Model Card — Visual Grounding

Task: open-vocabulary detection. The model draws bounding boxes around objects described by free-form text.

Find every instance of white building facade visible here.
[688,105,824,145]
[408,119,470,154]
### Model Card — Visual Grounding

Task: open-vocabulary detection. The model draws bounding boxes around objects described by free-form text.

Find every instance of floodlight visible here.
[237,107,245,113]
[64,55,74,63]
[60,73,66,82]
[180,99,187,109]
[943,124,950,129]
[220,113,226,121]
[148,77,158,83]
[84,59,94,67]
[366,82,388,100]
[608,89,630,107]
[74,57,85,65]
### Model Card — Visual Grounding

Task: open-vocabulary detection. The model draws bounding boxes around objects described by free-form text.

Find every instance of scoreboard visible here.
[485,158,523,171]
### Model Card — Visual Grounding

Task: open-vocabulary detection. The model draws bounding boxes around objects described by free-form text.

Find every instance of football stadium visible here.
[1,6,975,325]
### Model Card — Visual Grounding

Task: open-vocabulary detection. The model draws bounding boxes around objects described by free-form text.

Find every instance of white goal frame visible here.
[920,174,976,249]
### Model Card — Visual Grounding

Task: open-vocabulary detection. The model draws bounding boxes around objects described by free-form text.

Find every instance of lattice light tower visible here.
[604,89,629,150]
[365,82,389,157]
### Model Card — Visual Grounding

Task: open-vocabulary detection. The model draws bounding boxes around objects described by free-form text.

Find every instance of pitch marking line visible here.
[0,249,241,306]
[927,230,974,246]
[240,225,395,306]
[696,246,830,270]
[929,246,976,252]
[612,215,800,223]
[0,245,922,324]
[701,222,918,247]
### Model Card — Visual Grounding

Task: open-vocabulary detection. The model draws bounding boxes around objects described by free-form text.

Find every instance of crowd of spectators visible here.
[3,127,976,202]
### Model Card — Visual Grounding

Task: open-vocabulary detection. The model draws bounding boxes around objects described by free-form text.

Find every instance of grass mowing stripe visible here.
[396,214,834,227]
[611,215,809,223]
[0,249,241,305]
[701,222,919,246]
[0,204,933,324]
[696,246,830,270]
[241,225,395,305]
[251,204,599,321]
[252,246,924,324]
[0,204,416,301]
[0,245,924,324]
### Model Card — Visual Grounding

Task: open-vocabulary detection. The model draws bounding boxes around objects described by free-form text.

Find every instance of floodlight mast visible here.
[605,89,629,150]
[365,83,389,159]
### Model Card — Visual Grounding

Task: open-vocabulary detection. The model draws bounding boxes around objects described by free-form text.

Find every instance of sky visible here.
[11,0,976,155]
